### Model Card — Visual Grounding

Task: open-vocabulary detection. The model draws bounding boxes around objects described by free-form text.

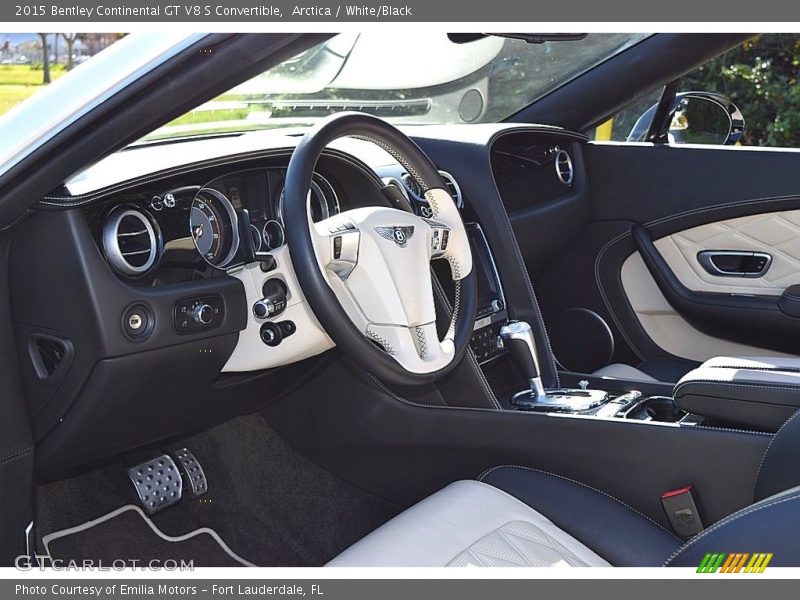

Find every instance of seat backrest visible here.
[754,409,800,502]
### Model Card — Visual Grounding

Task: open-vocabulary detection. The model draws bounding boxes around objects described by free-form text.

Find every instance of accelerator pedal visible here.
[172,447,208,497]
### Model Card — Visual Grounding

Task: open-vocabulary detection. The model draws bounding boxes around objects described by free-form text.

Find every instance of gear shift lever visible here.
[499,320,609,412]
[499,321,548,403]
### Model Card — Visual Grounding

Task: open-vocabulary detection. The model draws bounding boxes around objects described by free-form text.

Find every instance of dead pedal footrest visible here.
[128,455,182,514]
[172,447,208,497]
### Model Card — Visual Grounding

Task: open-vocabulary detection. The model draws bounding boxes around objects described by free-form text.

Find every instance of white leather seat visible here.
[592,363,658,382]
[328,461,800,568]
[326,480,609,567]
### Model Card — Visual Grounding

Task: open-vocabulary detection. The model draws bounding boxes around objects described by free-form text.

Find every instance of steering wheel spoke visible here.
[365,321,455,374]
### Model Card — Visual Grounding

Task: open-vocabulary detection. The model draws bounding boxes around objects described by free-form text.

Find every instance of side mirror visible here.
[627,92,745,146]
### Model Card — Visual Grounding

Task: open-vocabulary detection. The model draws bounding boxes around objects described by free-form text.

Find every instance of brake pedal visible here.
[128,455,183,514]
[172,448,208,497]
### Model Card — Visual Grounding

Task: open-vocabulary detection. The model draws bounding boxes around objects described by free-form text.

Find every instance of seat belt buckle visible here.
[661,485,704,538]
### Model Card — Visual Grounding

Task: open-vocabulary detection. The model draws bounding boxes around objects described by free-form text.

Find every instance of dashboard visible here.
[12,124,586,476]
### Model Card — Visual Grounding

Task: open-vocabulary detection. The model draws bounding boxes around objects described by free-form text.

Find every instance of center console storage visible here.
[673,356,800,432]
[621,396,687,422]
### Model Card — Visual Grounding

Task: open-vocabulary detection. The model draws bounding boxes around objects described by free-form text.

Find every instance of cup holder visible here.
[623,396,686,423]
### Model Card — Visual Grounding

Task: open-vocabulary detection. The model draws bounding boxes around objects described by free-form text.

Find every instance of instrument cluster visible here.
[95,167,340,281]
[190,168,339,269]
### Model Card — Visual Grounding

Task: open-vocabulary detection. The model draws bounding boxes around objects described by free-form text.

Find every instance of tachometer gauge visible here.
[190,188,240,268]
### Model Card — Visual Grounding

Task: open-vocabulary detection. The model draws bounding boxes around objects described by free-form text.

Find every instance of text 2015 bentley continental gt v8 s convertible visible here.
[2,32,800,568]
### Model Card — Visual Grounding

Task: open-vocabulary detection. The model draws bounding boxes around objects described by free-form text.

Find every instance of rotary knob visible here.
[253,298,275,319]
[259,322,283,347]
[190,303,214,325]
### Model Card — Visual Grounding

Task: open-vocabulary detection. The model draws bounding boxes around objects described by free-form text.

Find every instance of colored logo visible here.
[697,553,773,573]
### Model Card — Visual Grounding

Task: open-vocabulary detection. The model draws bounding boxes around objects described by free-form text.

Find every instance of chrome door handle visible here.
[697,250,772,278]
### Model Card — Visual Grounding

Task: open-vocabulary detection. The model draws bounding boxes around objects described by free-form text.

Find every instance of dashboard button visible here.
[260,322,283,347]
[279,320,296,337]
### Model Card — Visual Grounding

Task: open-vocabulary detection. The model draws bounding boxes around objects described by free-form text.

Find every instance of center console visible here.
[493,315,704,426]
[462,221,711,429]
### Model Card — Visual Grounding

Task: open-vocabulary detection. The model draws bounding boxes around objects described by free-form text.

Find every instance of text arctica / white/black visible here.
[34,4,412,18]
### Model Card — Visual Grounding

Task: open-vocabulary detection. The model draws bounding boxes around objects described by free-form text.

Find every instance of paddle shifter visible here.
[500,320,609,412]
[499,321,548,403]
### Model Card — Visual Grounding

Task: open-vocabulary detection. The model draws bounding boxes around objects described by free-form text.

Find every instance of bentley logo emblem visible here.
[375,226,414,247]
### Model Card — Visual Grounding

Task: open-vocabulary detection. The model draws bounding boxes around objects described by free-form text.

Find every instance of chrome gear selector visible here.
[500,320,608,412]
[499,320,548,403]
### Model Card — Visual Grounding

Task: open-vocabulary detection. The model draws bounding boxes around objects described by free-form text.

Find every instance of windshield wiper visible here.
[448,33,587,44]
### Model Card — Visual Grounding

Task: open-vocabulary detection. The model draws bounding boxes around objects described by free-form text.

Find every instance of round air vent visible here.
[102,206,159,276]
[554,149,574,186]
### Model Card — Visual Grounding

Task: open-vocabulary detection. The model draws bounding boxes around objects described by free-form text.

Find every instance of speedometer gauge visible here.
[190,188,240,268]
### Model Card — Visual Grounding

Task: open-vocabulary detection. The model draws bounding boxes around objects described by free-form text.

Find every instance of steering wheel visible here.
[284,112,477,386]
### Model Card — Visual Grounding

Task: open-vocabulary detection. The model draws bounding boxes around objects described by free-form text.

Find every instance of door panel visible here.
[532,142,800,377]
[622,251,793,362]
[654,210,800,296]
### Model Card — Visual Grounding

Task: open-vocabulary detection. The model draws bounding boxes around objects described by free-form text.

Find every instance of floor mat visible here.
[44,505,254,567]
[37,415,402,566]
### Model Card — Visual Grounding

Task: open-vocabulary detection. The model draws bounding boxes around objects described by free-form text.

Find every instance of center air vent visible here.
[102,206,159,276]
[554,149,574,186]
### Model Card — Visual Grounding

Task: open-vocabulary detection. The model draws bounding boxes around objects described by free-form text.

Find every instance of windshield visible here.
[144,33,649,141]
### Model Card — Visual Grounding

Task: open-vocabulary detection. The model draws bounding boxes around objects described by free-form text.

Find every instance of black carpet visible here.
[45,507,245,567]
[36,415,401,566]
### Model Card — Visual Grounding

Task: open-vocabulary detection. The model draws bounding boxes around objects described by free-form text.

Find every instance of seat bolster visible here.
[480,466,682,566]
[326,480,609,567]
[666,486,800,567]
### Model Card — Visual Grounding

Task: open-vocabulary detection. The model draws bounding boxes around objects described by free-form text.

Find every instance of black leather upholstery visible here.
[480,466,682,566]
[666,487,800,567]
[638,358,698,384]
[480,407,800,567]
[674,359,800,432]
[754,409,800,501]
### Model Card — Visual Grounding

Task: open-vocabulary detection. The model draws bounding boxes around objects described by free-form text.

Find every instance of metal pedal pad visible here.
[128,455,182,515]
[172,448,208,497]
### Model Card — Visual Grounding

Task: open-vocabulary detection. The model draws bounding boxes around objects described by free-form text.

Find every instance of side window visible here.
[589,34,800,148]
